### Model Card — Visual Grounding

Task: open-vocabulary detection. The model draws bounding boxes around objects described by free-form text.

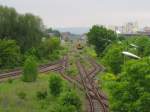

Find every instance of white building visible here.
[107,22,139,34]
[124,22,139,33]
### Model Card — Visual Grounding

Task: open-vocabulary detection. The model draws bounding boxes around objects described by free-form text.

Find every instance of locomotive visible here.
[76,42,83,49]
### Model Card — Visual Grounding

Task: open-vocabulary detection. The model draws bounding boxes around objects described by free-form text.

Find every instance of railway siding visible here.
[76,60,109,112]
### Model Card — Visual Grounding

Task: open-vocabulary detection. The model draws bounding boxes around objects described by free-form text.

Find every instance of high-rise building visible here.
[125,22,138,33]
[106,21,139,34]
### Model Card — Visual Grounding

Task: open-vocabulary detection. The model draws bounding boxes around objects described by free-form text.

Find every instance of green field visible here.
[0,72,84,112]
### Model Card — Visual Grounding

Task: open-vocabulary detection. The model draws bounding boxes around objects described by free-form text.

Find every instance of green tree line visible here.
[0,5,61,70]
[87,25,150,111]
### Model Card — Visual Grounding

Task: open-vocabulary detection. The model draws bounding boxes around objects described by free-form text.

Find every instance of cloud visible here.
[0,0,150,27]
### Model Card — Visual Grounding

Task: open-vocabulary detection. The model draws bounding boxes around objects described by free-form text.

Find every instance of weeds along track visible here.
[0,54,109,112]
[0,58,66,80]
[59,55,109,112]
[77,61,95,112]
[76,60,109,112]
[59,55,83,89]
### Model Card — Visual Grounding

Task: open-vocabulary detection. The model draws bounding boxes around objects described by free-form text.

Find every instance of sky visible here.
[0,0,150,28]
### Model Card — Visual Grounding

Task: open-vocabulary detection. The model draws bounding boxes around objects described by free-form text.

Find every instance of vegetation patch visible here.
[0,72,84,112]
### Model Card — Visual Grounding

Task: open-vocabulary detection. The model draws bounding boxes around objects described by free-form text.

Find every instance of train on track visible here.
[76,41,84,49]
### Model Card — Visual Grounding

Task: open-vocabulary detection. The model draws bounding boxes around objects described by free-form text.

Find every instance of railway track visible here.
[76,60,109,112]
[59,55,109,112]
[58,56,83,89]
[77,61,95,112]
[0,54,109,112]
[0,58,65,80]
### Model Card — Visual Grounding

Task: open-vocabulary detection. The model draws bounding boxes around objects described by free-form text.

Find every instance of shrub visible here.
[0,39,21,69]
[49,103,76,112]
[102,44,124,74]
[66,69,74,75]
[49,74,63,96]
[17,92,26,100]
[48,51,60,61]
[7,78,13,84]
[59,90,82,111]
[36,90,47,100]
[22,56,38,82]
[66,67,77,76]
[61,105,76,112]
[104,57,150,111]
[38,37,61,59]
[135,36,150,57]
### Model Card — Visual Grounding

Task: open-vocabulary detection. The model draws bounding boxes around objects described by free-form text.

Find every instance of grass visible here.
[0,72,84,112]
[65,45,79,77]
[0,74,49,112]
[80,57,93,71]
[65,44,97,77]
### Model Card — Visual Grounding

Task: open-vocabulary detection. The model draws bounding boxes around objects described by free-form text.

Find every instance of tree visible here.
[0,39,21,69]
[102,43,124,74]
[49,74,63,96]
[0,6,45,53]
[0,6,18,39]
[105,57,150,112]
[17,13,44,53]
[22,56,38,82]
[38,37,61,59]
[46,28,61,37]
[87,25,117,56]
[135,36,150,57]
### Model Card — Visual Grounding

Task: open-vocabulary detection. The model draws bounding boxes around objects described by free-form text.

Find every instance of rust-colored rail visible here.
[77,61,95,112]
[76,60,109,112]
[0,54,109,112]
[0,58,65,80]
[59,55,109,112]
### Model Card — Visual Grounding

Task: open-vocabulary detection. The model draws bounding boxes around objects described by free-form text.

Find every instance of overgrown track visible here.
[59,55,109,112]
[0,59,65,80]
[76,60,109,112]
[77,61,95,112]
[59,56,83,89]
[0,55,109,112]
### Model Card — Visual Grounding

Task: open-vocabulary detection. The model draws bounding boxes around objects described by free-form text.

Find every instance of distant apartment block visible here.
[107,21,139,34]
[125,22,138,33]
[143,27,150,32]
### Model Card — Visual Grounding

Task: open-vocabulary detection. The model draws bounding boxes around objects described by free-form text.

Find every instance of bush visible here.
[102,43,124,74]
[49,104,76,112]
[61,105,76,112]
[104,57,150,111]
[66,67,77,76]
[17,92,26,100]
[135,36,150,57]
[49,74,63,96]
[59,90,82,111]
[22,56,38,82]
[7,78,13,84]
[48,51,60,61]
[36,90,47,100]
[38,37,61,59]
[0,39,21,69]
[66,69,74,75]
